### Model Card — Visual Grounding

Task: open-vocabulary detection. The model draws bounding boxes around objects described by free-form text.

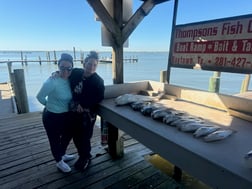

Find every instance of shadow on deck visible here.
[0,112,181,189]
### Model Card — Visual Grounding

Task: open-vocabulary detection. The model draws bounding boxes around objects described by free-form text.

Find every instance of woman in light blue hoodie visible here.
[36,53,75,173]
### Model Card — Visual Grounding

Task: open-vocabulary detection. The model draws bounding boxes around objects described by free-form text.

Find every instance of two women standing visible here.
[37,51,104,173]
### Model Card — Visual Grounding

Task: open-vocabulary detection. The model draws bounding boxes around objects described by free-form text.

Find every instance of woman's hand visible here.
[50,71,60,79]
[76,104,90,113]
[76,104,84,113]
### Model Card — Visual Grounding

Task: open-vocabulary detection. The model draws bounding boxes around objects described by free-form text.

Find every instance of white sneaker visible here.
[62,154,76,162]
[56,160,71,173]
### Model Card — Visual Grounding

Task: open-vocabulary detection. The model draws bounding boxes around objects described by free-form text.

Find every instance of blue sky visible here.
[0,0,251,51]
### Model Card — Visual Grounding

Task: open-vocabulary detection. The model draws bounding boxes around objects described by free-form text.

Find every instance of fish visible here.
[163,113,185,125]
[171,118,190,127]
[193,125,220,138]
[151,108,174,121]
[130,101,150,111]
[114,94,155,106]
[114,92,165,106]
[170,116,203,127]
[173,110,187,116]
[244,150,252,159]
[203,129,234,142]
[140,103,161,116]
[178,122,205,132]
[244,150,252,168]
[162,111,188,125]
[162,113,177,125]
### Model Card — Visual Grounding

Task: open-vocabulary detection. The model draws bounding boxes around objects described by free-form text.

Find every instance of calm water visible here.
[0,51,250,112]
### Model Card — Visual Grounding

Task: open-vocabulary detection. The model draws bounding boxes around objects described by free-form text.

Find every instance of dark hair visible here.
[84,51,99,63]
[58,53,73,66]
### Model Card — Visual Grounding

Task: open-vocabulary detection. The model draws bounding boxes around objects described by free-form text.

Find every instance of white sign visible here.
[170,14,252,73]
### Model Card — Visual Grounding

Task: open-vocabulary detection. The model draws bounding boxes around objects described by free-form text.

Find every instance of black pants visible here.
[42,108,72,162]
[70,111,96,160]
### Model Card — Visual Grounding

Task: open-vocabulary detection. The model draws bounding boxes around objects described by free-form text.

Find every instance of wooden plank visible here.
[40,145,151,189]
[98,161,154,189]
[150,81,228,111]
[227,108,252,123]
[86,0,120,37]
[218,94,252,115]
[106,165,180,189]
[122,0,156,42]
[104,81,150,98]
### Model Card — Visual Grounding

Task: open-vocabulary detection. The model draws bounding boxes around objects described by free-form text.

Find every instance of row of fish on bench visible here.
[114,94,235,142]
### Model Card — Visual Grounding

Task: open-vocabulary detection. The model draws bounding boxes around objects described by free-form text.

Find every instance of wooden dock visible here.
[0,111,183,189]
[0,82,15,118]
[0,82,208,189]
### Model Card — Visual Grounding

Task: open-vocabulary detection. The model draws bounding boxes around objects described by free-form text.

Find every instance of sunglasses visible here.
[59,66,73,72]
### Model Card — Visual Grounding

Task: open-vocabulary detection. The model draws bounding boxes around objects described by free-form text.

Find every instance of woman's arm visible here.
[36,78,54,106]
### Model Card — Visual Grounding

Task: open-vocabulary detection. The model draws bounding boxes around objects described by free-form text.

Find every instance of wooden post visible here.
[100,118,108,145]
[167,0,179,83]
[160,70,167,83]
[112,47,124,84]
[106,47,124,159]
[53,51,57,64]
[240,74,251,93]
[38,56,42,65]
[24,55,28,66]
[7,62,13,83]
[208,71,221,93]
[7,62,16,106]
[46,51,51,63]
[73,47,76,60]
[21,51,24,65]
[106,121,124,158]
[105,0,124,159]
[13,69,29,113]
[80,51,84,64]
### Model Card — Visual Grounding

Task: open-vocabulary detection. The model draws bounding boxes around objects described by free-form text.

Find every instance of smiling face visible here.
[83,58,98,76]
[58,60,73,79]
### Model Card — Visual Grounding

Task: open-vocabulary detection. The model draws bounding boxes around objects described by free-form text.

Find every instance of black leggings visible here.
[42,109,72,162]
[70,111,96,160]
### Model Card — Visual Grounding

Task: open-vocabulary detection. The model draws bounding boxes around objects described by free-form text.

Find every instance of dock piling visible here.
[208,71,221,93]
[13,69,29,113]
[240,74,251,93]
[53,51,57,64]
